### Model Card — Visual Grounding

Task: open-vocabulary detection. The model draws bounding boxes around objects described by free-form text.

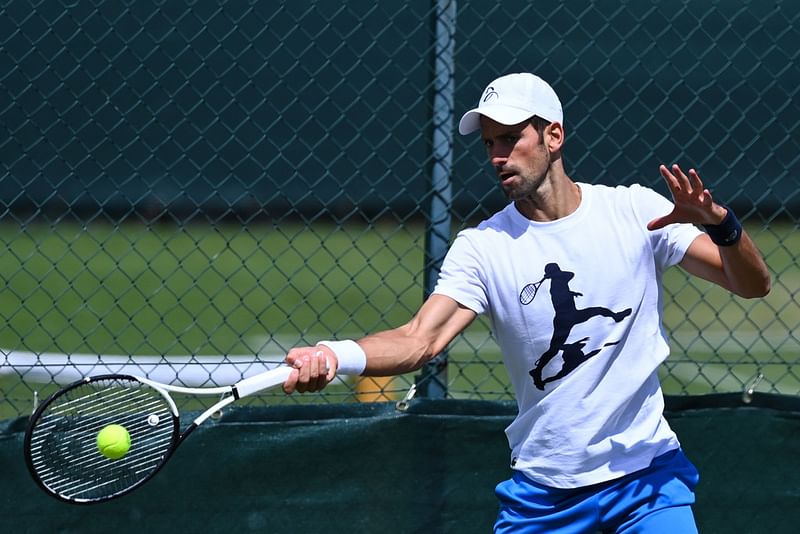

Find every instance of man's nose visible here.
[489,148,507,167]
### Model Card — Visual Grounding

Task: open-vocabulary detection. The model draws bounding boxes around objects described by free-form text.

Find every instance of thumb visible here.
[282,367,300,394]
[647,215,671,231]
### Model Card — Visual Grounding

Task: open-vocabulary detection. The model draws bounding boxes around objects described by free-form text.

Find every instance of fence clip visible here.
[742,371,764,404]
[395,383,417,412]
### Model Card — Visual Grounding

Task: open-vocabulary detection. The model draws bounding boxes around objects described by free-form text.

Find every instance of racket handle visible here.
[234,366,293,398]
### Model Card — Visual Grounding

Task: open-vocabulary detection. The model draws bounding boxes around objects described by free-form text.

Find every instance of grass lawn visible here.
[1,219,797,419]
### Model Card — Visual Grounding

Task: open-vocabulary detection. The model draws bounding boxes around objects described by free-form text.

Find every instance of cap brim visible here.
[457,105,536,135]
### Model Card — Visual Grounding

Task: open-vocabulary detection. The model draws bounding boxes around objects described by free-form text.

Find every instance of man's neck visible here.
[515,174,581,222]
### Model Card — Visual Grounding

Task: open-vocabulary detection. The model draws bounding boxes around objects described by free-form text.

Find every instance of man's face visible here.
[480,117,551,200]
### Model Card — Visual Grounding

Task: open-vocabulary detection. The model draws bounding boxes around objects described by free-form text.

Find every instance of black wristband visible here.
[702,206,742,247]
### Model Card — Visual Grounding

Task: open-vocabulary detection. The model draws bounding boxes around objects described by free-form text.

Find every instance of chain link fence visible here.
[1,0,798,419]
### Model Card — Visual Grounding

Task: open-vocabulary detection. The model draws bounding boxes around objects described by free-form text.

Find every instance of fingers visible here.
[651,164,721,230]
[659,163,694,194]
[687,167,704,192]
[684,167,713,206]
[660,164,710,204]
[282,367,300,395]
[659,164,680,192]
[282,347,333,394]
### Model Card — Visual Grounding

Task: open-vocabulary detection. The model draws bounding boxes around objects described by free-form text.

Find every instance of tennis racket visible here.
[23,365,296,504]
[519,277,545,305]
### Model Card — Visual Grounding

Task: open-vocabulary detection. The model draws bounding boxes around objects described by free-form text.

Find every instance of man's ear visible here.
[545,122,564,152]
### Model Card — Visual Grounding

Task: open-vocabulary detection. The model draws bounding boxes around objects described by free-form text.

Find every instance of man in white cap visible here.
[283,73,770,532]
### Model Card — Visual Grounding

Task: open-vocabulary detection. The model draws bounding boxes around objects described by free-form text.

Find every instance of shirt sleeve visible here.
[431,229,488,315]
[629,184,703,269]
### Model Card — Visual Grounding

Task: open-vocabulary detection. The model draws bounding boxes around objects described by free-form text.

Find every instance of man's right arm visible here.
[283,294,477,393]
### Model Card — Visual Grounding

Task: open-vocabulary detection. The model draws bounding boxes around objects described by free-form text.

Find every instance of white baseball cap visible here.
[458,73,563,135]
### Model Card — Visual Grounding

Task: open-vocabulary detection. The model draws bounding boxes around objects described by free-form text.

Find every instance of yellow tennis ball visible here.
[96,424,131,460]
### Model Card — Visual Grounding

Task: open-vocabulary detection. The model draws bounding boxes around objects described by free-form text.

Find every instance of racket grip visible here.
[234,366,293,398]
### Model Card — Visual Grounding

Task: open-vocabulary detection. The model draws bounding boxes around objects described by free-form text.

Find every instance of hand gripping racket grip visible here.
[233,366,293,399]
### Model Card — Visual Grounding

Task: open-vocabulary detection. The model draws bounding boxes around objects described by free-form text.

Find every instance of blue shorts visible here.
[494,448,700,533]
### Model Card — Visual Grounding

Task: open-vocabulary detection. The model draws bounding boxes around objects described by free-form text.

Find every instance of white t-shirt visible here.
[432,182,702,488]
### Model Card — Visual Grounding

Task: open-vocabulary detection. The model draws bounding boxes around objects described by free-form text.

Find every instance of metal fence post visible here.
[418,0,457,399]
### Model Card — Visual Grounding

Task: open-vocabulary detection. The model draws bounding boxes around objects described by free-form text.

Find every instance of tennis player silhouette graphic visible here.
[528,263,631,390]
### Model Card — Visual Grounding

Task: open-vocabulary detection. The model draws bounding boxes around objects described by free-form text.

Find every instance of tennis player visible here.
[283,73,771,533]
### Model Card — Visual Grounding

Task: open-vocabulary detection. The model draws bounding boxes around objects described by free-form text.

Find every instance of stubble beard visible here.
[500,152,552,202]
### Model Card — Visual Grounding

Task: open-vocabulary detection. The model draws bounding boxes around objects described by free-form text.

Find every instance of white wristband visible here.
[316,339,367,376]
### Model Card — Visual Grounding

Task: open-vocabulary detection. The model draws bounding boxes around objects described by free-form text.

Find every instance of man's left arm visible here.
[647,163,771,298]
[680,231,770,298]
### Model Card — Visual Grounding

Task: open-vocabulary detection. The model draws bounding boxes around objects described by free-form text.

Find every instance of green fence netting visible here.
[1,0,798,413]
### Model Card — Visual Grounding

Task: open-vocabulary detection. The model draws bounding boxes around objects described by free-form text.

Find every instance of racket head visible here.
[519,280,543,305]
[24,374,180,504]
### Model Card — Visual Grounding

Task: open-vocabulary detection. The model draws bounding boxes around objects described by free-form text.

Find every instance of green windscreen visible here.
[2,396,798,534]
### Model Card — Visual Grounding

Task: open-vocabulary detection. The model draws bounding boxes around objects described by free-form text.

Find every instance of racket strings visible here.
[27,377,177,502]
[519,280,543,305]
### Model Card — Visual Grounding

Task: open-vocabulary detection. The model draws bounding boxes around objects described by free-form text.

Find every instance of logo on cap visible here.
[482,86,499,103]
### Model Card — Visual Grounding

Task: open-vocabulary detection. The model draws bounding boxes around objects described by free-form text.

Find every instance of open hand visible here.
[647,164,728,231]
